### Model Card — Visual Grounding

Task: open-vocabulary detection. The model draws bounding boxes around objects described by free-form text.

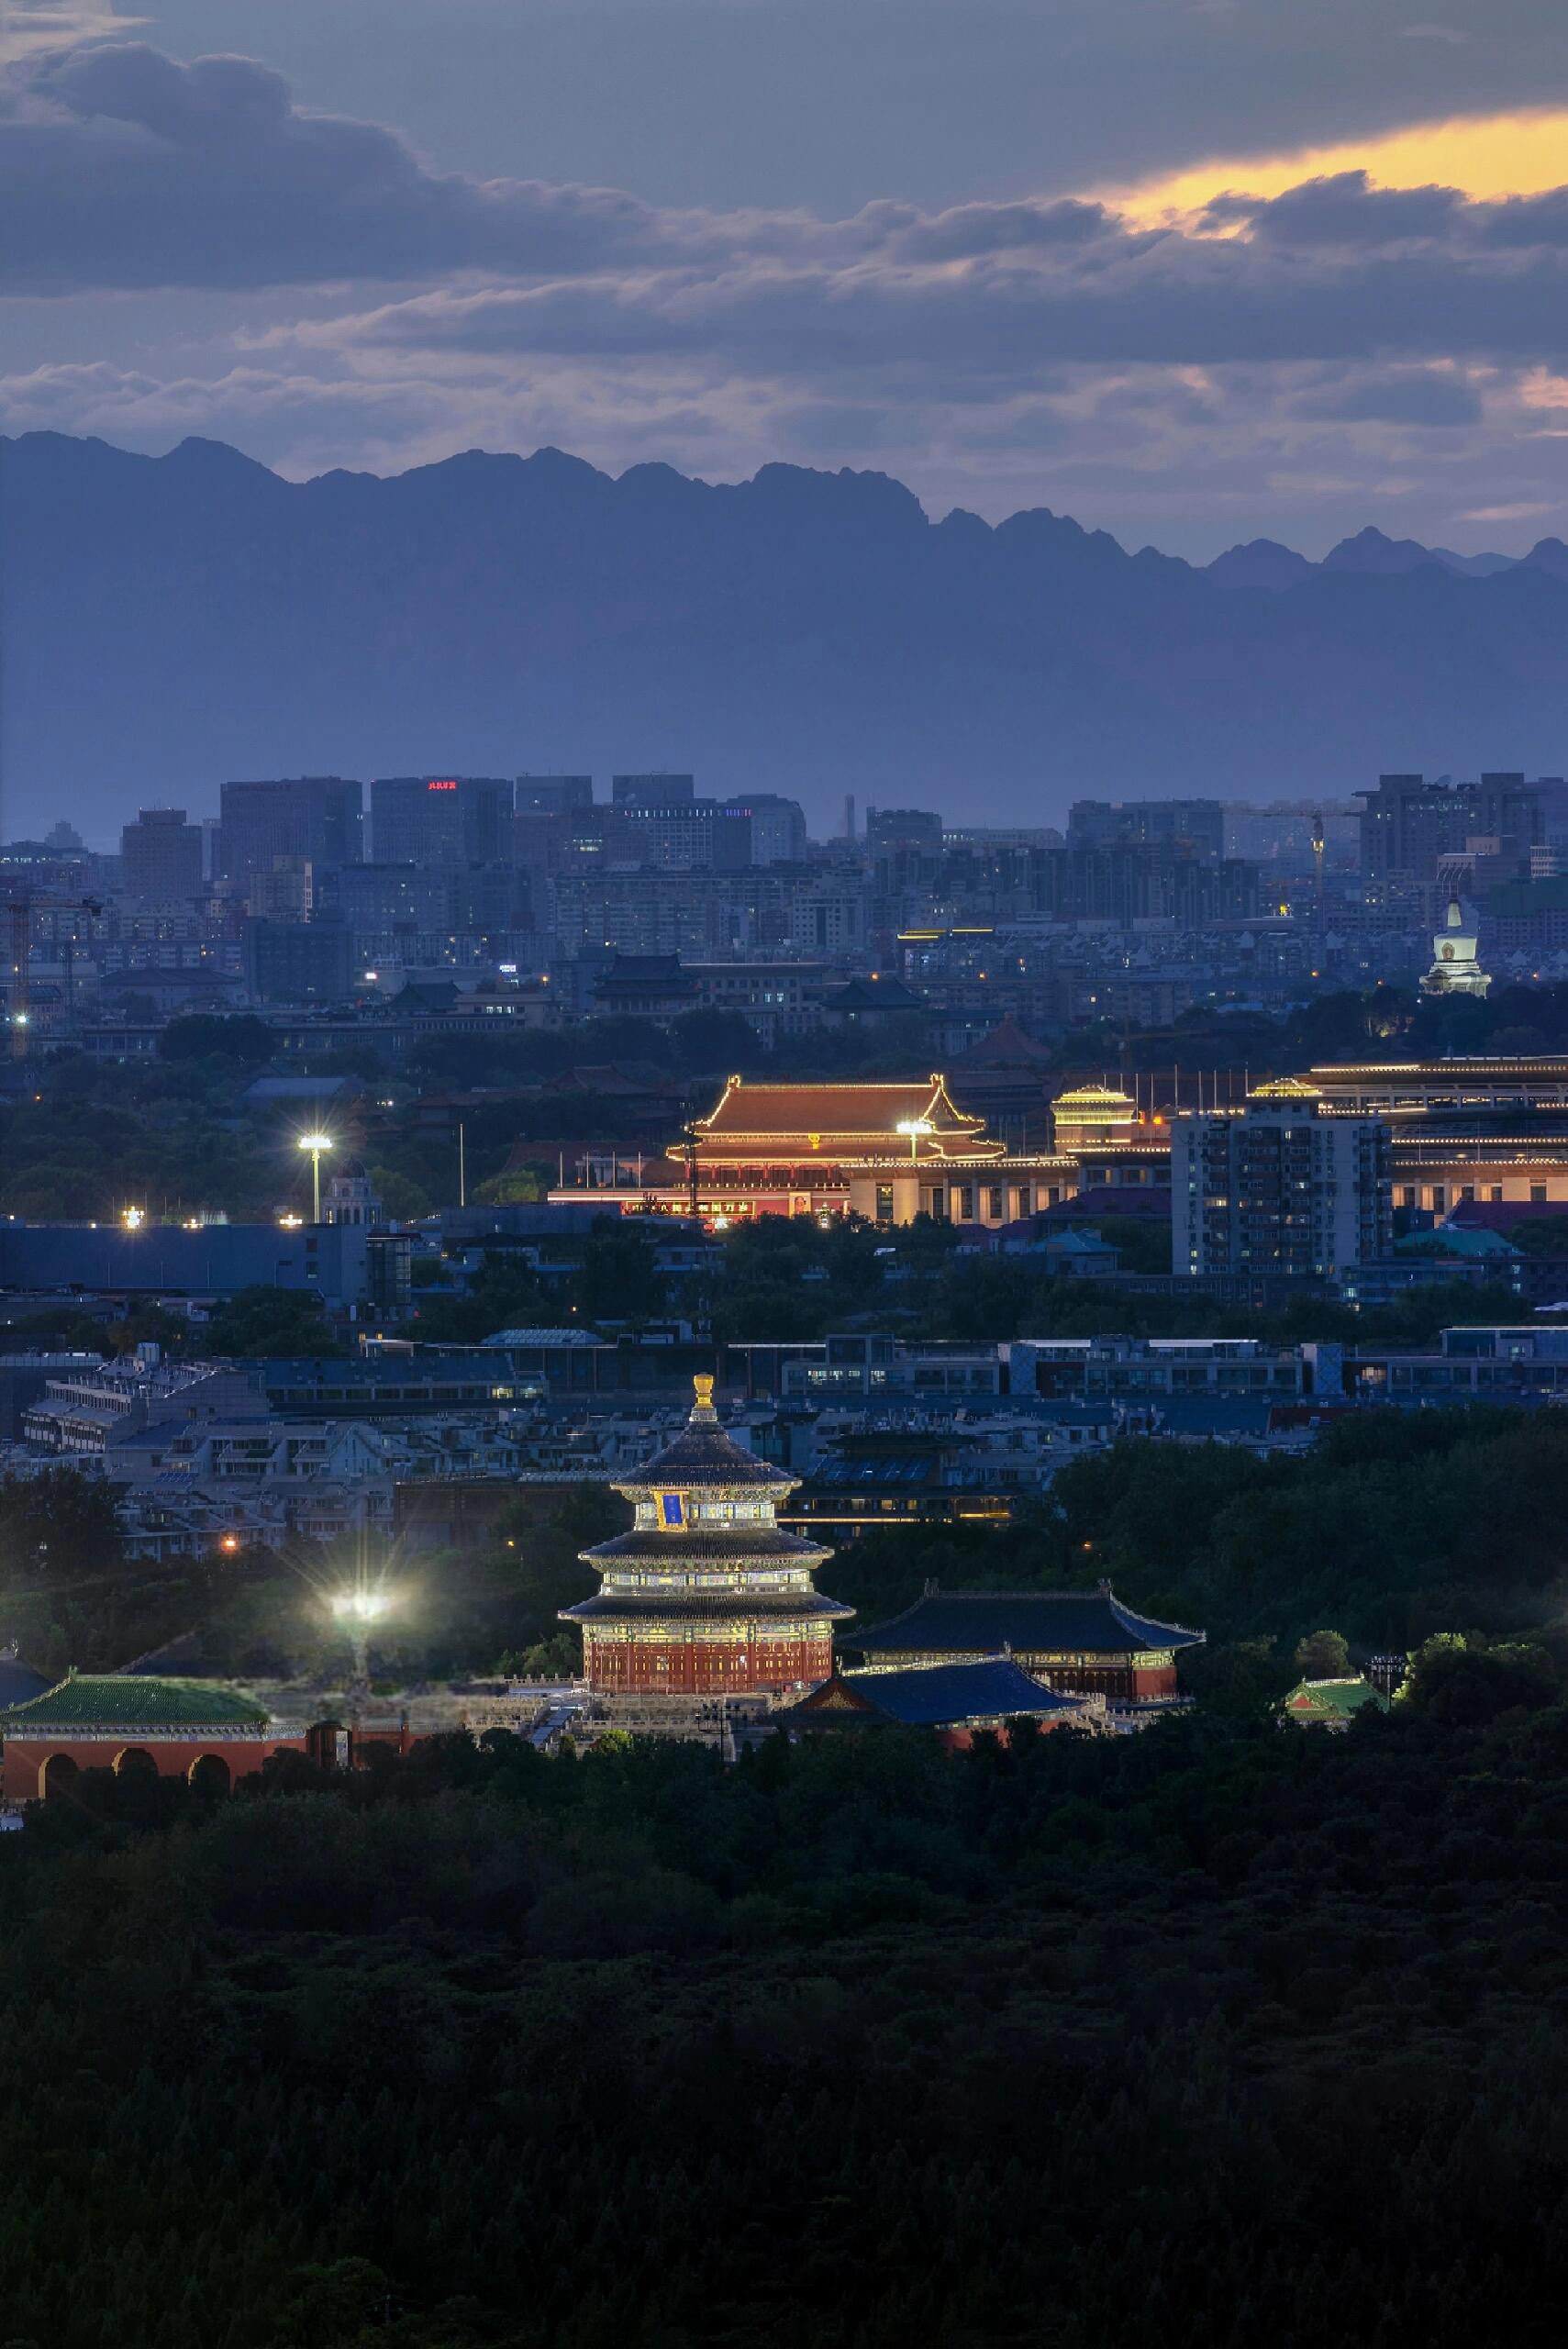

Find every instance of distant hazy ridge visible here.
[7,430,1568,829]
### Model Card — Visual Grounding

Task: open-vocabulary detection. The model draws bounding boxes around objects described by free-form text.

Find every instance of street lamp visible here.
[298,1131,334,1223]
[330,1585,391,1683]
[895,1117,934,1164]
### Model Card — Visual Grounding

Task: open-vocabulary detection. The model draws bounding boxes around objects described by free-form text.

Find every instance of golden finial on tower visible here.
[693,1373,716,1416]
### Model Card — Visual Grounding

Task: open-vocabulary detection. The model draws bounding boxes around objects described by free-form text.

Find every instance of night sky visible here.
[9,2,1568,552]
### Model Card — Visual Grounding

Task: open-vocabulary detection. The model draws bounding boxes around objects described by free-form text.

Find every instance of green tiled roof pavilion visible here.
[0,1674,270,1731]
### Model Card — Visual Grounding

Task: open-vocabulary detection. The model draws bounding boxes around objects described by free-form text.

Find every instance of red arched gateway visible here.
[0,1673,306,1799]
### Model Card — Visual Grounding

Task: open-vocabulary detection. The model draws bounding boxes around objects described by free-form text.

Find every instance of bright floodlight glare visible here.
[122,1207,144,1230]
[298,1132,334,1152]
[330,1591,388,1622]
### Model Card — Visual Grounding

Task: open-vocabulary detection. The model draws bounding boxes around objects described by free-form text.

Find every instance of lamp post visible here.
[298,1131,334,1223]
[895,1116,934,1164]
[330,1586,390,1686]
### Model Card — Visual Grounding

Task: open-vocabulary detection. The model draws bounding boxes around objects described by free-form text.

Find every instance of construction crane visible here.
[4,887,103,1058]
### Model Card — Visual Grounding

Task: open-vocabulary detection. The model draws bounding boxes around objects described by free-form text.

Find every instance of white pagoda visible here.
[1420,898,1490,998]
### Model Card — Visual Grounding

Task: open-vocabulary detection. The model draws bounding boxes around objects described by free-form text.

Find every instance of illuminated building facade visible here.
[550,1074,1079,1225]
[1308,1059,1568,1210]
[1172,1078,1393,1278]
[1049,1083,1138,1153]
[561,1375,852,1698]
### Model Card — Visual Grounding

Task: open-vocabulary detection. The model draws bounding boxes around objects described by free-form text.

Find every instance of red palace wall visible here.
[584,1630,834,1698]
[4,1733,306,1802]
[1017,1658,1181,1701]
[873,1655,1182,1701]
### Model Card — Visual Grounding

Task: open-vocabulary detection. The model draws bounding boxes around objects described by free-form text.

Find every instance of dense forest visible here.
[2,1668,1567,2349]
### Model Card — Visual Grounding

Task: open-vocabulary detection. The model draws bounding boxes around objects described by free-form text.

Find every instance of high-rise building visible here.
[1357,772,1543,888]
[241,918,352,1004]
[611,773,695,806]
[605,796,752,869]
[720,794,807,866]
[864,807,944,895]
[1173,1080,1392,1280]
[245,858,314,920]
[516,774,594,813]
[328,864,454,963]
[1067,799,1226,861]
[370,776,513,866]
[218,778,362,882]
[119,808,202,906]
[1037,844,1259,925]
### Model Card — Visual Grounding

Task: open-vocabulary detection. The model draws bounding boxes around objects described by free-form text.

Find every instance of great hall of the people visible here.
[549,1057,1568,1228]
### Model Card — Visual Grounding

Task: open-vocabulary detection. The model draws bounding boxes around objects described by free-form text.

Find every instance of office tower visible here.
[119,808,203,905]
[720,794,807,866]
[1173,1081,1392,1279]
[611,774,695,806]
[1357,772,1543,888]
[370,776,513,866]
[864,807,944,894]
[516,774,594,813]
[328,864,455,962]
[241,918,352,1004]
[246,857,315,919]
[218,777,362,882]
[605,794,750,869]
[1066,799,1226,861]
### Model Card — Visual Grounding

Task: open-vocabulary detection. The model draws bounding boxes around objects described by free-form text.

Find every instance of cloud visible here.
[0,5,139,68]
[274,191,1568,378]
[12,41,1568,399]
[0,41,665,292]
[1283,363,1485,426]
[8,39,1568,555]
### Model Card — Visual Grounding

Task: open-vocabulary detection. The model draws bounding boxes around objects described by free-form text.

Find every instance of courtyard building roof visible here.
[0,1673,270,1731]
[854,1584,1205,1659]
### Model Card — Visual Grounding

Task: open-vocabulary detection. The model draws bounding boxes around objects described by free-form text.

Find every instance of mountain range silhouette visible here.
[6,430,1568,832]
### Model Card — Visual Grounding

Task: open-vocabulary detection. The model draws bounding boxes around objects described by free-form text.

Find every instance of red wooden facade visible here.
[581,1628,835,1697]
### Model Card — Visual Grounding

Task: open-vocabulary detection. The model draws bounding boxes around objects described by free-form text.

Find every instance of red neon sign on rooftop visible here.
[427,778,459,791]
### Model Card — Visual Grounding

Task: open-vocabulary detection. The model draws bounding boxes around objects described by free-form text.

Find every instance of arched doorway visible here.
[39,1753,78,1800]
[113,1747,159,1780]
[187,1753,230,1798]
[306,1720,349,1772]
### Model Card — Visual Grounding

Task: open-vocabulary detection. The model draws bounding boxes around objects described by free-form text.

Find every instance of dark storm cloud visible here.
[0,42,663,291]
[305,199,1568,377]
[122,0,1568,215]
[17,42,1568,390]
[1204,173,1470,246]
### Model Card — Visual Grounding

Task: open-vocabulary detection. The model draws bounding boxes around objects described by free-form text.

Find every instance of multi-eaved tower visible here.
[562,1376,851,1707]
